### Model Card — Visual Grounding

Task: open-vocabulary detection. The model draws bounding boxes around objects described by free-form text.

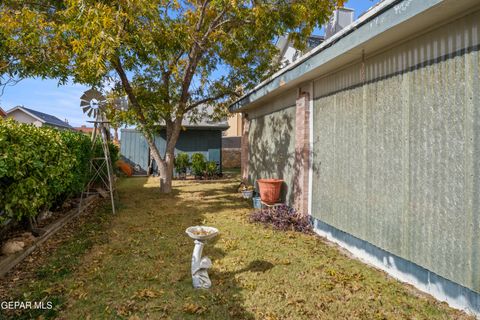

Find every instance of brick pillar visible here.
[241,115,250,181]
[293,92,310,215]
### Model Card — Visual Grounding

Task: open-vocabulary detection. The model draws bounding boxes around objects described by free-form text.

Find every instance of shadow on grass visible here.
[1,177,475,320]
[53,177,259,319]
[0,176,260,319]
[133,179,257,319]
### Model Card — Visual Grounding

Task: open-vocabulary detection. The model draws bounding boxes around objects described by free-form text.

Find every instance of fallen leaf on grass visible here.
[287,298,306,306]
[183,302,207,314]
[274,258,291,265]
[133,288,163,299]
[263,313,279,320]
[115,300,139,316]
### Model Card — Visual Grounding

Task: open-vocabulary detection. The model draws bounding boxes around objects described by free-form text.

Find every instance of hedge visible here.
[0,119,118,223]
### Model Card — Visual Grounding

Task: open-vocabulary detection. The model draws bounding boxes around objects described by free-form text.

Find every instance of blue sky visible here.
[0,0,377,128]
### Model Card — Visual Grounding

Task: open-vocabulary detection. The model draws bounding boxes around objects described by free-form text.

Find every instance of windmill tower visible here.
[79,89,117,214]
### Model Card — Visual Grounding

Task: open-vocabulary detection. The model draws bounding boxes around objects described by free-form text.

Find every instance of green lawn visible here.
[2,175,473,319]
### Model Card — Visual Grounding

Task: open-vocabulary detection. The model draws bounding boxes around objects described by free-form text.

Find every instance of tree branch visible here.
[179,8,227,107]
[184,91,232,113]
[195,0,210,32]
[111,56,148,125]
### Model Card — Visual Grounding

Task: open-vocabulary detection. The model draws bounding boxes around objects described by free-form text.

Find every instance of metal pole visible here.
[101,124,116,214]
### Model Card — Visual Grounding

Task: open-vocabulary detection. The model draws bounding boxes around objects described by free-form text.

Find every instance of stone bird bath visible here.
[185,226,219,289]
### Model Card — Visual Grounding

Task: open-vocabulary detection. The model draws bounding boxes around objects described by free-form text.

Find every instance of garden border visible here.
[0,195,99,278]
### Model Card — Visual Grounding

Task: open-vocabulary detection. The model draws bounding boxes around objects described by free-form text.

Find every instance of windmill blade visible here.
[80,88,107,119]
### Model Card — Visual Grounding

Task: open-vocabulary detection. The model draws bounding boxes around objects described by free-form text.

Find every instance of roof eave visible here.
[229,0,478,113]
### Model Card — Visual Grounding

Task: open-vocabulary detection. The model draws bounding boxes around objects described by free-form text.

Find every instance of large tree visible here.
[1,0,343,193]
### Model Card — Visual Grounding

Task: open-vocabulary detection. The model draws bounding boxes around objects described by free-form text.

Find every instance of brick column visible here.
[293,92,310,215]
[241,115,250,181]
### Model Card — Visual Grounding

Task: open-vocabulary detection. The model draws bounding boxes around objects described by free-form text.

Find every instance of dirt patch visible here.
[0,199,107,300]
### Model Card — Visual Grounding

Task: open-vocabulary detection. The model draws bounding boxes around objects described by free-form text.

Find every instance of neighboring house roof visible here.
[178,118,229,130]
[0,107,6,118]
[222,136,241,149]
[306,35,325,50]
[158,118,229,130]
[159,105,229,130]
[275,35,326,67]
[7,106,73,129]
[75,125,94,134]
[229,0,473,113]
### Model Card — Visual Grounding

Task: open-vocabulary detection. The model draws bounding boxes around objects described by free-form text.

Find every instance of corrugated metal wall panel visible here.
[312,95,336,225]
[364,75,405,252]
[120,130,149,174]
[333,87,367,239]
[311,9,480,292]
[470,42,480,291]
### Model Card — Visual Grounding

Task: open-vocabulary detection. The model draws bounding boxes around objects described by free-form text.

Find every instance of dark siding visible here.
[121,129,223,175]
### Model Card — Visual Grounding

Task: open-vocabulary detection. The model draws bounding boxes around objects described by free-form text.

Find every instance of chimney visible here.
[324,8,355,39]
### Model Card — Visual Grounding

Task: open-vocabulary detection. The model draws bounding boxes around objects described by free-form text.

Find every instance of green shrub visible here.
[0,120,97,222]
[174,153,190,175]
[57,130,92,203]
[205,161,217,177]
[191,153,206,177]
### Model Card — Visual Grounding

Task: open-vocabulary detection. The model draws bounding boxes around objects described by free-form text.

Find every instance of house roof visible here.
[156,119,229,130]
[158,105,229,130]
[7,106,73,129]
[178,118,229,130]
[229,0,478,113]
[306,35,325,50]
[75,125,95,133]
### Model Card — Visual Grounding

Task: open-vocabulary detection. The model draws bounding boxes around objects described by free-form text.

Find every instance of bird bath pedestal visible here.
[185,226,219,289]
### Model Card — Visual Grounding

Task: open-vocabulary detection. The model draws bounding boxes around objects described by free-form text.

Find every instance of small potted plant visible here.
[239,182,254,199]
[257,178,283,204]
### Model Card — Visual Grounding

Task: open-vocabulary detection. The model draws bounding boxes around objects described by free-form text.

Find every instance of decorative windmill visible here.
[78,89,117,214]
[80,88,107,119]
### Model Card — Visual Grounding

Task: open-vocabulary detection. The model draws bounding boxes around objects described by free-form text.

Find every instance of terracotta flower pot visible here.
[257,179,283,205]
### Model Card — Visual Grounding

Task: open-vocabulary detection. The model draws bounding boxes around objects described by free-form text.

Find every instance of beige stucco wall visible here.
[312,9,480,292]
[224,113,242,137]
[247,89,297,204]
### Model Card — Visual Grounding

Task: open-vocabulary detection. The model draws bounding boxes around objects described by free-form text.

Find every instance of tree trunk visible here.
[157,151,175,193]
[160,119,182,192]
[157,158,173,193]
[141,120,182,194]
